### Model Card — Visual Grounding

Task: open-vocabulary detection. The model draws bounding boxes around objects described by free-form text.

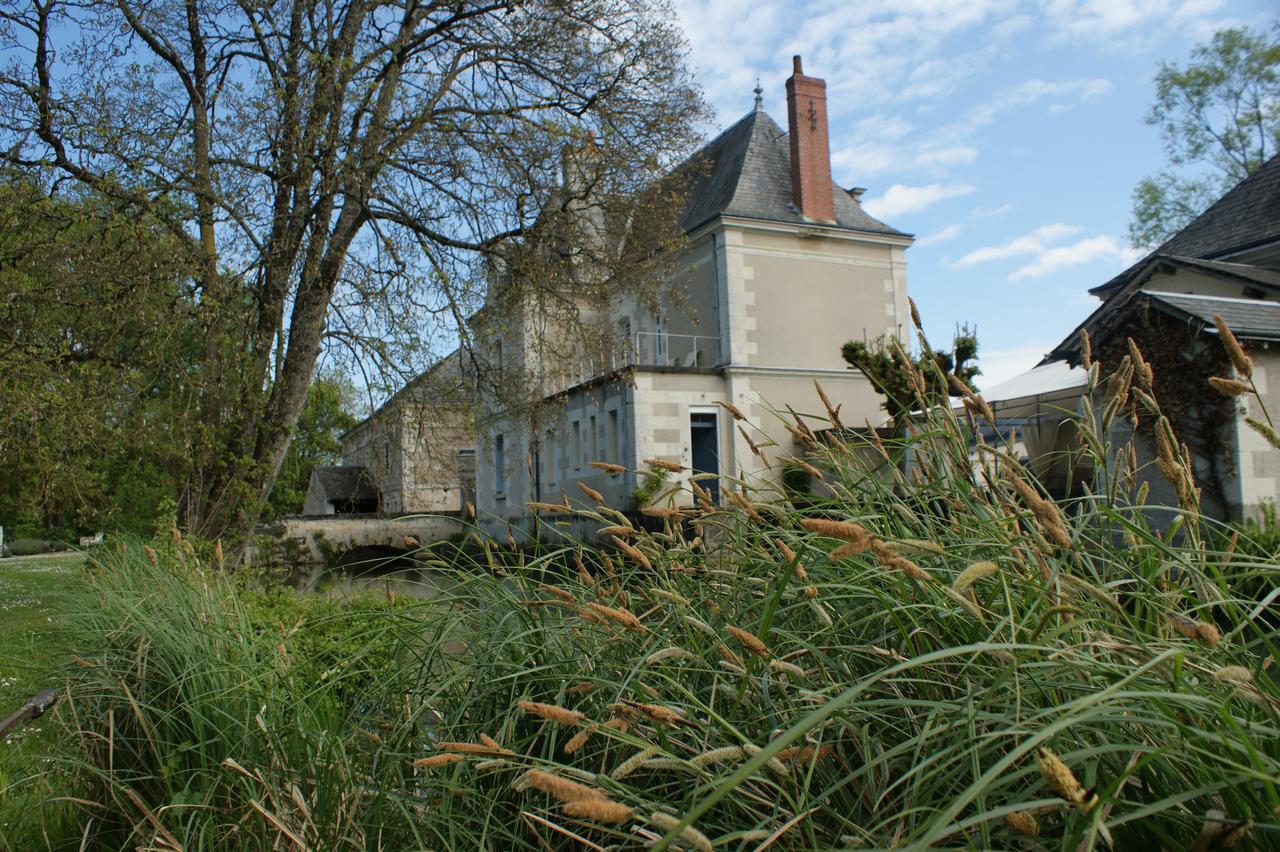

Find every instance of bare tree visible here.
[0,0,703,546]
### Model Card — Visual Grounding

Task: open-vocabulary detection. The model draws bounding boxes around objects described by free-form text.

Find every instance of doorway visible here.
[689,410,720,503]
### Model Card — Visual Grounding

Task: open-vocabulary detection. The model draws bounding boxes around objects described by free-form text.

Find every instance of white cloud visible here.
[1009,236,1126,279]
[952,223,1083,268]
[949,77,1112,137]
[1044,0,1228,41]
[863,183,976,219]
[974,202,1013,217]
[917,224,962,246]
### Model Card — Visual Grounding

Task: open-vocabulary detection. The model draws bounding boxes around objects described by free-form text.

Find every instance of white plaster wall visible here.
[1236,344,1280,518]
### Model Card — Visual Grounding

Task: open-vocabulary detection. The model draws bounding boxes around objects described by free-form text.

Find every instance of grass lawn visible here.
[0,551,87,848]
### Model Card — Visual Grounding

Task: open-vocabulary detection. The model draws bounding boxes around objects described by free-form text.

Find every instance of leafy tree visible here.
[1130,22,1280,248]
[841,326,979,429]
[265,375,361,520]
[0,178,195,536]
[0,0,703,550]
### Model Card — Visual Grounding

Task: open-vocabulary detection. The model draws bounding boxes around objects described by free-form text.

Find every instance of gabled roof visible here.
[1044,255,1280,364]
[311,466,379,504]
[982,360,1087,404]
[1047,288,1280,365]
[675,109,907,237]
[1092,154,1280,297]
[1145,292,1280,342]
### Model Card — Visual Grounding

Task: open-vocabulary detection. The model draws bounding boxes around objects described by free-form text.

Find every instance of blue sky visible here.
[673,0,1276,389]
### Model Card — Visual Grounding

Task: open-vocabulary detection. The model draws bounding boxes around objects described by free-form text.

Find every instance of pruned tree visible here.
[1130,22,1280,248]
[0,0,703,547]
[842,325,980,430]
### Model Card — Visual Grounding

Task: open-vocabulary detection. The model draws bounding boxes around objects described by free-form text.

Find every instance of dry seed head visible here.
[584,601,646,633]
[644,457,686,473]
[563,724,596,755]
[828,540,869,560]
[577,482,605,503]
[716,399,747,420]
[610,748,658,780]
[614,700,688,726]
[478,733,512,754]
[1004,810,1039,838]
[1213,315,1253,378]
[908,296,923,331]
[519,769,604,803]
[804,584,819,598]
[953,561,998,591]
[562,798,634,824]
[518,700,584,725]
[809,598,833,626]
[1035,747,1089,806]
[641,506,685,520]
[599,525,636,538]
[724,625,769,658]
[801,517,872,543]
[588,460,627,474]
[566,681,596,697]
[412,754,463,769]
[528,501,571,514]
[792,457,825,480]
[538,583,576,603]
[869,540,929,581]
[690,745,748,767]
[1215,665,1252,684]
[644,647,699,666]
[1127,337,1154,388]
[1246,417,1280,450]
[649,812,713,852]
[777,743,835,765]
[1209,376,1254,397]
[1079,329,1092,370]
[612,536,653,571]
[884,538,945,556]
[813,379,844,429]
[437,741,510,755]
[603,717,629,733]
[145,546,158,566]
[770,659,807,679]
[1167,611,1221,647]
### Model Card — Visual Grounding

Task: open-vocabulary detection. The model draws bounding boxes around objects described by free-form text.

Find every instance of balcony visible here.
[627,331,720,369]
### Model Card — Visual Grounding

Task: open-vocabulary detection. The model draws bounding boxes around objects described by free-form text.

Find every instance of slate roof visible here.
[312,466,379,504]
[675,109,907,237]
[1161,256,1280,291]
[1092,154,1280,297]
[1146,292,1280,341]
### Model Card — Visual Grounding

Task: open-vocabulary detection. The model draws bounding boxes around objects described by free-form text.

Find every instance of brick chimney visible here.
[785,55,835,223]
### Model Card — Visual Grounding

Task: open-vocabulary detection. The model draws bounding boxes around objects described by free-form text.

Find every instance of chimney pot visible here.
[792,55,803,74]
[785,56,835,223]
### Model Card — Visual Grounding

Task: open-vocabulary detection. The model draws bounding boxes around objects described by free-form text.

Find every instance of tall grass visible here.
[13,331,1280,849]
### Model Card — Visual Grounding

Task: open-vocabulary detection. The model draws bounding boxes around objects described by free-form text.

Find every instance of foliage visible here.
[0,0,706,549]
[841,322,980,427]
[1130,21,1280,247]
[0,179,194,537]
[264,375,361,520]
[8,334,1278,849]
[631,463,673,507]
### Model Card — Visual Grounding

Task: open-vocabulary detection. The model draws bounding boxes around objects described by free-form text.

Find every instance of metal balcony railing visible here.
[627,332,719,369]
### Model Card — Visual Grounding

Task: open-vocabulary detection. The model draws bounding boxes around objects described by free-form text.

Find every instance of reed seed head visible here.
[612,536,653,571]
[562,725,596,755]
[1209,376,1254,397]
[648,812,713,852]
[518,700,584,725]
[1035,747,1089,807]
[588,460,627,474]
[716,399,747,420]
[562,798,634,823]
[599,525,636,538]
[1004,810,1038,838]
[801,517,872,543]
[644,457,685,473]
[577,482,605,503]
[1247,417,1280,450]
[1213,315,1252,378]
[953,561,998,591]
[1167,611,1221,647]
[584,601,646,633]
[412,754,463,769]
[1214,665,1252,684]
[519,769,603,803]
[724,625,769,658]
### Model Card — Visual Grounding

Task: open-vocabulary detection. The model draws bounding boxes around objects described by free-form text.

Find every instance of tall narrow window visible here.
[494,434,506,496]
[571,421,581,471]
[608,409,619,464]
[588,415,598,466]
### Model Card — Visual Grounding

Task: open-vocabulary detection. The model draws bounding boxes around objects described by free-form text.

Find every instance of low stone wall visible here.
[248,513,468,567]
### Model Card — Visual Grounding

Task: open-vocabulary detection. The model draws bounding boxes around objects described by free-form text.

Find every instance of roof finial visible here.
[753,78,763,111]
